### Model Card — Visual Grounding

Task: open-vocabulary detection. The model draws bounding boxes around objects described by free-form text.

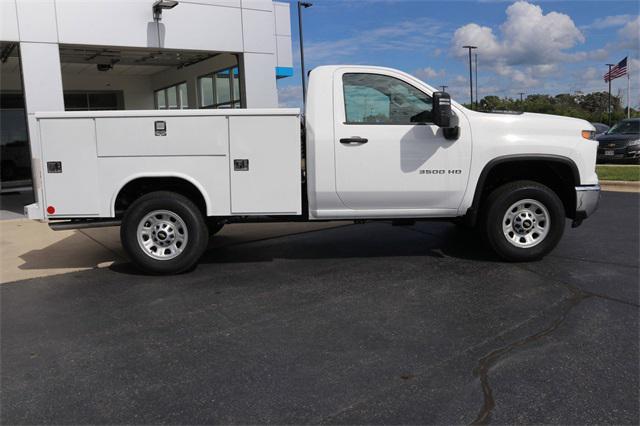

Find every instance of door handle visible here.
[340,137,368,144]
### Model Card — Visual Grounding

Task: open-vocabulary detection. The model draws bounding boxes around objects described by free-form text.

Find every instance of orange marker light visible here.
[582,130,595,140]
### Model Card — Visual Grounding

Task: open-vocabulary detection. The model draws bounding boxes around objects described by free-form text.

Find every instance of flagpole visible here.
[628,56,631,119]
[606,63,614,126]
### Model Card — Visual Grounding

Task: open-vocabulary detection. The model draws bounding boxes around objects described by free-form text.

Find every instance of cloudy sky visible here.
[276,0,640,108]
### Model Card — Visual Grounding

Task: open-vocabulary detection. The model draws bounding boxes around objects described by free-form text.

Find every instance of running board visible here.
[49,219,121,231]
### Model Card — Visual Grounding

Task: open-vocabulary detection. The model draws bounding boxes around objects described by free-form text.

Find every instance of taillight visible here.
[46,206,55,215]
[582,130,596,140]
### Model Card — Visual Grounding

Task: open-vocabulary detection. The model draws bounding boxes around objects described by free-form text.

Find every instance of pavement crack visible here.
[470,286,591,425]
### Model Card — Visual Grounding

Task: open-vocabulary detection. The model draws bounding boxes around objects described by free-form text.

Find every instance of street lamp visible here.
[462,45,477,109]
[474,52,478,109]
[153,0,179,21]
[298,1,313,109]
[440,85,448,92]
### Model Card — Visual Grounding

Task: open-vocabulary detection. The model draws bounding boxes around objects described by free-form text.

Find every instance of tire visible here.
[120,191,209,274]
[481,180,565,262]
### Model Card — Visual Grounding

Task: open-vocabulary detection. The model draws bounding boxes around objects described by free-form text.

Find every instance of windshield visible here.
[606,120,639,135]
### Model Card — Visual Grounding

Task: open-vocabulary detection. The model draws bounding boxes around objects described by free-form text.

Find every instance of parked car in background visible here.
[591,122,609,136]
[596,118,640,164]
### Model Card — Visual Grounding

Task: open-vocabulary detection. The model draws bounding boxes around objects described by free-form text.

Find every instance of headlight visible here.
[628,139,640,147]
[582,130,596,140]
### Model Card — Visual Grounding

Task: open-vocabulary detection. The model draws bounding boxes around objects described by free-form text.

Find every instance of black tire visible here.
[120,191,208,274]
[481,180,565,262]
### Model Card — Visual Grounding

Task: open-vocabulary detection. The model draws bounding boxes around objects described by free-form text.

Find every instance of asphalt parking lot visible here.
[1,191,638,425]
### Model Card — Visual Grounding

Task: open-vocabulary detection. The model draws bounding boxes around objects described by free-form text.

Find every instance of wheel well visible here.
[471,159,578,223]
[114,177,207,218]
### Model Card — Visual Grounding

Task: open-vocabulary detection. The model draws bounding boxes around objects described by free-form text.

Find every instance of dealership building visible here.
[0,0,294,191]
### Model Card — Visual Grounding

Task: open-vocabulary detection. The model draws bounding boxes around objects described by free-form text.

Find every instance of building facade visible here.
[0,0,293,190]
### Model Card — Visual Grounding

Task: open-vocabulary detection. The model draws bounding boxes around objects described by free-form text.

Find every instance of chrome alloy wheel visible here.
[502,199,550,248]
[136,210,188,260]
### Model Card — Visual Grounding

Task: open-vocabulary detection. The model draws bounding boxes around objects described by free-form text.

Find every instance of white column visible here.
[20,42,64,218]
[241,52,278,108]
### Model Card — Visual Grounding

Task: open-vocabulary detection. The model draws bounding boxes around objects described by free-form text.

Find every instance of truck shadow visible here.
[109,222,502,276]
[208,222,499,264]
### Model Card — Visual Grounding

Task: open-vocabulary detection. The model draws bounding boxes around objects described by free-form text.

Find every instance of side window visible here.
[343,73,432,124]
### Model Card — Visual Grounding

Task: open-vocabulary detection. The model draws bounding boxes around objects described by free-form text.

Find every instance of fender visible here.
[110,172,212,217]
[465,154,580,226]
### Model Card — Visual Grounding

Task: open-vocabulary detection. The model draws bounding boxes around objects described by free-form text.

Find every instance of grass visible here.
[596,165,640,181]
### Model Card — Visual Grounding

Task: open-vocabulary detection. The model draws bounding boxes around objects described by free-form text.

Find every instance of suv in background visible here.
[596,118,640,164]
[591,122,609,136]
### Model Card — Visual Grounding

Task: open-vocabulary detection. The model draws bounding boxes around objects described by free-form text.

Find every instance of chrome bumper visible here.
[573,184,600,226]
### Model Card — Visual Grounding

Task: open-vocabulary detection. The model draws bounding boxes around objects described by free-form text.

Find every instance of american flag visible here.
[604,57,628,82]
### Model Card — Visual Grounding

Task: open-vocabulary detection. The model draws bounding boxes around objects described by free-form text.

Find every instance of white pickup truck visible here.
[25,65,600,274]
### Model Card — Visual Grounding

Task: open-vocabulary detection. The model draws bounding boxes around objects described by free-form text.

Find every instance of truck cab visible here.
[25,65,600,274]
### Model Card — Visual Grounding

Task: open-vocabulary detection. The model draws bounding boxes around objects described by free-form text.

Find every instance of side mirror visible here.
[432,91,455,128]
[432,91,459,140]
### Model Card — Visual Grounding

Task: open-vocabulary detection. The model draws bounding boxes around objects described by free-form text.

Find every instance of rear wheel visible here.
[121,191,208,274]
[482,180,565,261]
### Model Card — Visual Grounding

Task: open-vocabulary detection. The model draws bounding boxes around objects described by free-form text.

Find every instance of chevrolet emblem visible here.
[608,143,616,148]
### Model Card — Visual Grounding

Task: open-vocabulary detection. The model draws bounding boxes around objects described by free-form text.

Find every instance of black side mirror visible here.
[432,92,454,127]
[432,91,459,140]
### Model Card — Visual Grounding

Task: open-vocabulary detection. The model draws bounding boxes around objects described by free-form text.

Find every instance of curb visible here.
[600,180,640,193]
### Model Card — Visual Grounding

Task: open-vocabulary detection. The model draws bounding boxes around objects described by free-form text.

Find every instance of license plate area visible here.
[605,150,615,156]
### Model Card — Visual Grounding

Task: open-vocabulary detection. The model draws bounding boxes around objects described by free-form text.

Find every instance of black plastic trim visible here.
[465,154,581,226]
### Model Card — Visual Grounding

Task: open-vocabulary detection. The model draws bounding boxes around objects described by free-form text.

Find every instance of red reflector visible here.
[46,206,55,214]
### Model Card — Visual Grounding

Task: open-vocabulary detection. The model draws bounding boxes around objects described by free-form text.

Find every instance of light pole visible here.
[298,1,313,109]
[462,45,477,109]
[606,63,614,125]
[440,85,448,92]
[474,52,478,109]
[519,92,525,111]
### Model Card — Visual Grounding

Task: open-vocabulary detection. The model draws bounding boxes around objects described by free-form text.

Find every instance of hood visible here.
[467,110,592,141]
[596,133,639,143]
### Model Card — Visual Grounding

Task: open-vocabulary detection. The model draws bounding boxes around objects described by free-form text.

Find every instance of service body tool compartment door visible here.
[39,118,100,216]
[228,115,301,214]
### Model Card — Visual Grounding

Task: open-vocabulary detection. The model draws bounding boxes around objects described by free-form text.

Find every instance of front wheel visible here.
[120,191,209,274]
[482,180,565,261]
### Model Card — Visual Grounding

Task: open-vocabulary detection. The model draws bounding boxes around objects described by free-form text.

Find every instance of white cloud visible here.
[305,17,450,64]
[414,67,445,81]
[618,16,640,49]
[452,1,585,67]
[277,84,302,108]
[448,1,606,95]
[584,14,634,30]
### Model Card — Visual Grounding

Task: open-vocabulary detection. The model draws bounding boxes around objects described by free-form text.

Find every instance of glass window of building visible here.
[198,66,241,109]
[154,82,188,110]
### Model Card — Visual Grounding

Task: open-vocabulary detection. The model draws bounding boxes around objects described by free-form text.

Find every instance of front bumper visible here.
[573,184,600,226]
[597,147,640,163]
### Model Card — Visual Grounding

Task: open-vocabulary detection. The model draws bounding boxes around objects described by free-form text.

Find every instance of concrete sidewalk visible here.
[0,219,348,284]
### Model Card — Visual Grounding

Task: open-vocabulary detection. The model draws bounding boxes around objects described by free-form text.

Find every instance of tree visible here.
[475,91,636,123]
